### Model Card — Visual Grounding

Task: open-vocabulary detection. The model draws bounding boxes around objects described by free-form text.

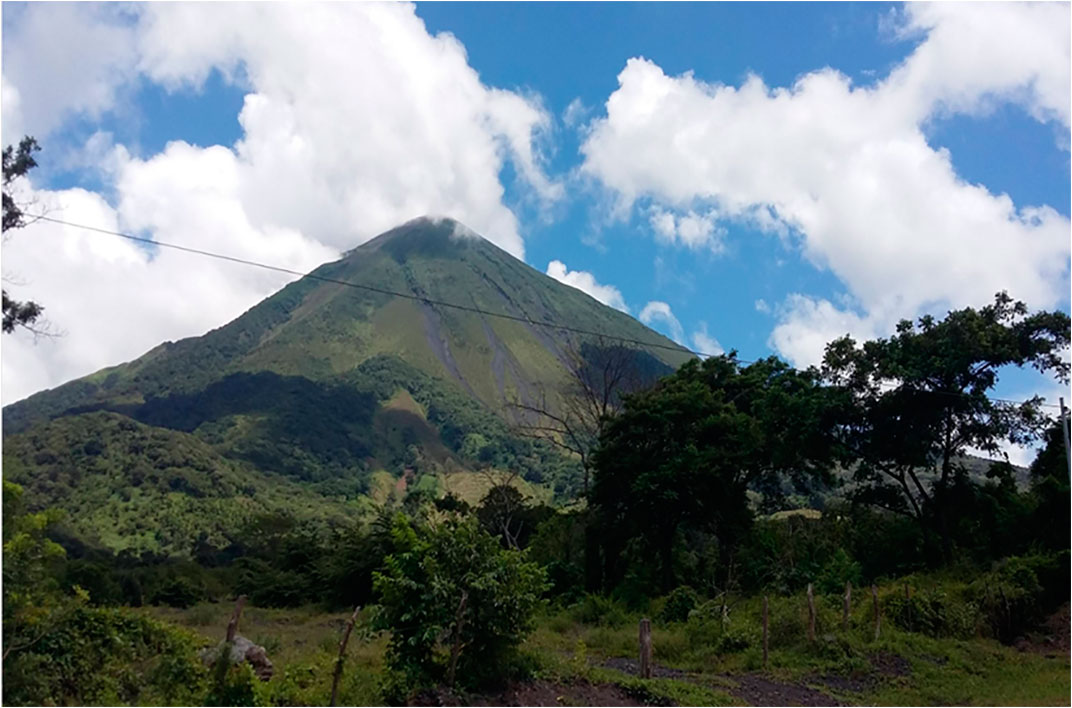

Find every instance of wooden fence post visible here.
[226,595,247,643]
[329,606,361,707]
[806,583,816,642]
[761,595,769,670]
[872,584,881,640]
[638,618,653,679]
[842,581,852,631]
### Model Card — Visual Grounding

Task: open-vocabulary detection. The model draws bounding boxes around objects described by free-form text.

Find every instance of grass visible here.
[142,582,1069,707]
[142,603,386,706]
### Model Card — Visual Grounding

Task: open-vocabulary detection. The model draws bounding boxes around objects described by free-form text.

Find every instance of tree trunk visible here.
[446,591,469,689]
[584,517,601,592]
[659,532,675,592]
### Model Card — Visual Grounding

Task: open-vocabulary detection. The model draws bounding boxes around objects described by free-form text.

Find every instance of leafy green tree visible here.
[1028,420,1071,552]
[2,481,85,662]
[822,292,1070,562]
[372,514,547,696]
[591,354,842,592]
[2,136,45,334]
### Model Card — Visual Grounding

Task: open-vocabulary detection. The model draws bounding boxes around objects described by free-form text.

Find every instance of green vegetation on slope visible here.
[2,411,360,556]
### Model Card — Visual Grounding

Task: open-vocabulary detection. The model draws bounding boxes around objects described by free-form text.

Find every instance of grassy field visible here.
[143,587,1070,706]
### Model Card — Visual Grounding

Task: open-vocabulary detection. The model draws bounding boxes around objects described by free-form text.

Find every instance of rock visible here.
[200,634,274,681]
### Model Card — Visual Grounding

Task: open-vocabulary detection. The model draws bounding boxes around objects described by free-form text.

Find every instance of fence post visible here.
[806,583,816,642]
[762,595,769,670]
[330,606,361,707]
[226,595,247,643]
[843,581,852,631]
[872,584,881,640]
[638,618,653,679]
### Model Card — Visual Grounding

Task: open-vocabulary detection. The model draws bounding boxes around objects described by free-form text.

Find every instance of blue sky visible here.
[2,2,1069,454]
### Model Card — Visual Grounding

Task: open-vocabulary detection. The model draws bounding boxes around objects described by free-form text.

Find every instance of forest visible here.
[3,290,1070,706]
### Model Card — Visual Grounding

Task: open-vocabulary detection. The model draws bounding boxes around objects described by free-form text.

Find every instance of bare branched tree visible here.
[507,336,648,496]
[476,468,525,549]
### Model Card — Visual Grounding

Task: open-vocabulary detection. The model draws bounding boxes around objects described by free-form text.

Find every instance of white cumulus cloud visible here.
[648,206,724,251]
[545,260,628,313]
[691,322,724,358]
[581,2,1071,367]
[1,2,562,403]
[639,301,685,345]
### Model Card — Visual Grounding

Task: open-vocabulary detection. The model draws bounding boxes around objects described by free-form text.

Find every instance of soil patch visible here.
[726,673,844,707]
[419,679,657,706]
[810,672,873,695]
[1013,603,1070,658]
[869,650,911,677]
[601,657,690,679]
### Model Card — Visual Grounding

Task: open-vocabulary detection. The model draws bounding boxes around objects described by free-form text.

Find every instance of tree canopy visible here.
[821,292,1070,560]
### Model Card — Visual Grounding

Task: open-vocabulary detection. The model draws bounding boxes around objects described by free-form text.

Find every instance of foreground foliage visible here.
[372,514,547,699]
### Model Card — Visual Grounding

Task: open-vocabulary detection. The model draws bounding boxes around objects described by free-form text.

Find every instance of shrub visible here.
[2,606,208,706]
[969,553,1065,643]
[572,593,628,627]
[886,587,977,639]
[372,514,547,696]
[660,585,699,623]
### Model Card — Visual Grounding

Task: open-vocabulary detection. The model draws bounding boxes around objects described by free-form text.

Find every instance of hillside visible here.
[2,217,693,550]
[4,217,690,434]
[1,411,359,556]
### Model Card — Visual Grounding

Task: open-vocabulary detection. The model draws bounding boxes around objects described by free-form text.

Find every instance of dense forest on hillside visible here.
[3,291,1070,706]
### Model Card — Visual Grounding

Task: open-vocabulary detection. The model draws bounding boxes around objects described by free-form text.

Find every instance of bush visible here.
[886,587,977,639]
[572,593,628,627]
[660,585,699,623]
[682,600,753,655]
[969,553,1065,643]
[2,606,208,706]
[372,514,547,696]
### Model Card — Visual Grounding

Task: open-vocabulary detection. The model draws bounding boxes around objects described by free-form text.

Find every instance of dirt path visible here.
[421,680,653,706]
[600,652,914,706]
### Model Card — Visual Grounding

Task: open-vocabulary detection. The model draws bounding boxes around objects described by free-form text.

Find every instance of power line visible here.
[32,214,1065,410]
[34,214,703,357]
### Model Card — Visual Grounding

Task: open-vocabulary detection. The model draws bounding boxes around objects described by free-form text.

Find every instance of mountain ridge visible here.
[2,218,694,552]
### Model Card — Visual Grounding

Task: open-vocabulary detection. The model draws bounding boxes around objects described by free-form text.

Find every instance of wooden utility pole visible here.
[872,585,881,640]
[1060,398,1071,481]
[226,595,247,643]
[842,581,852,631]
[806,583,816,642]
[330,606,362,707]
[761,595,769,670]
[638,618,653,679]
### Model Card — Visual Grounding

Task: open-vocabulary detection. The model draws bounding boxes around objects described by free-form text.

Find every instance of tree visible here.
[2,136,45,334]
[372,514,547,697]
[590,354,842,592]
[821,292,1070,562]
[508,337,665,496]
[1028,419,1071,552]
[508,337,667,590]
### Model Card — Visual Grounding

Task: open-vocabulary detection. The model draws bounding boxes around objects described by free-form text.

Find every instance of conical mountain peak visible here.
[353,215,492,263]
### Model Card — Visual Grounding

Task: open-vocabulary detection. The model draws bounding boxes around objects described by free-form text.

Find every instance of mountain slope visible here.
[4,217,691,434]
[2,411,359,556]
[3,218,693,520]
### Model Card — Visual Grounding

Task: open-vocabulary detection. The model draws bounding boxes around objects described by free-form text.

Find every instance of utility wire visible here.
[32,214,1065,410]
